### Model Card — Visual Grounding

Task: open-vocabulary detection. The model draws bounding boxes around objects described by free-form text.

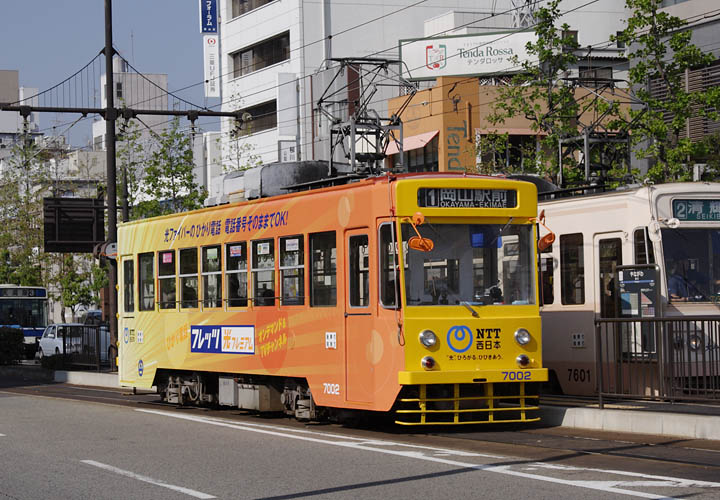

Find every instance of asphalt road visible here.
[1,381,720,499]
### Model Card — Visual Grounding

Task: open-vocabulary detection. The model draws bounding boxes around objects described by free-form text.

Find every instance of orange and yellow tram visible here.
[118,172,547,425]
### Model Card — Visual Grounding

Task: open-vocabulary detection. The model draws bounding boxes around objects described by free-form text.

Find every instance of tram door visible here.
[344,228,375,403]
[595,235,624,318]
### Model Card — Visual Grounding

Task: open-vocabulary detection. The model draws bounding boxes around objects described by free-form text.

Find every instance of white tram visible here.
[538,182,720,396]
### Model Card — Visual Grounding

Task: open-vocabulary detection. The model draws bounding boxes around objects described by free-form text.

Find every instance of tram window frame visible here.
[123,259,135,313]
[138,252,155,311]
[599,238,622,318]
[226,242,248,308]
[560,233,585,305]
[539,244,554,305]
[349,234,370,307]
[202,245,222,308]
[379,223,399,308]
[252,239,276,307]
[179,248,199,309]
[280,235,305,306]
[158,250,177,310]
[633,227,656,264]
[310,231,336,307]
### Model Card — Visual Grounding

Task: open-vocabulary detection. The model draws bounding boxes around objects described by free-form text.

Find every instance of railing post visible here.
[595,319,604,409]
[95,326,101,372]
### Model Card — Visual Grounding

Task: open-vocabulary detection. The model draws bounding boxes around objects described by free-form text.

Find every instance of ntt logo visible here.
[447,326,473,353]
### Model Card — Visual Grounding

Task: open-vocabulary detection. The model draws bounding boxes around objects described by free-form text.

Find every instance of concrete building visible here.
[92,56,169,151]
[216,0,629,189]
[0,70,40,163]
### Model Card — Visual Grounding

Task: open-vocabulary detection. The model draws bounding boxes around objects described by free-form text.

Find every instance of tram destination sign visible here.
[672,199,720,221]
[418,188,517,208]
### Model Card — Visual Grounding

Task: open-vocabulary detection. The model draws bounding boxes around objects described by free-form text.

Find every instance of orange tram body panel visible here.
[117,172,547,425]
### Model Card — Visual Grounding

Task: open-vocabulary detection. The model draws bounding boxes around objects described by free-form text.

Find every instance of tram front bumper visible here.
[398,368,548,385]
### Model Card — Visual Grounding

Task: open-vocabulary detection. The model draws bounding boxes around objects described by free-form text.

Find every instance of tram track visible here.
[4,379,720,484]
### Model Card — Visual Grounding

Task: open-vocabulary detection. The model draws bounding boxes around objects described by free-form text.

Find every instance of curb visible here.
[540,405,720,441]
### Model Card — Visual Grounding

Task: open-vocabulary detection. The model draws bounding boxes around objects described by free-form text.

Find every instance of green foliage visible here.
[134,117,208,219]
[486,0,580,181]
[614,0,720,183]
[0,326,24,365]
[116,116,145,219]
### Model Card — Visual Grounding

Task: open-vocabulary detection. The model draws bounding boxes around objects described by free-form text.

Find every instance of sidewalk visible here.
[3,364,720,440]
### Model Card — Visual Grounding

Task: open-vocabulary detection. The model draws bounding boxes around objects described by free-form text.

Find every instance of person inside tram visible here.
[667,260,689,301]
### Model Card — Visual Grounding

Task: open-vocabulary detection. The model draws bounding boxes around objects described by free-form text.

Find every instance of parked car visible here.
[37,323,84,358]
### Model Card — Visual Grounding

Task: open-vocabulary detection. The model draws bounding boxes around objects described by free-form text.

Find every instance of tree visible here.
[116,116,145,219]
[485,0,582,183]
[0,121,53,285]
[134,117,208,219]
[615,0,720,183]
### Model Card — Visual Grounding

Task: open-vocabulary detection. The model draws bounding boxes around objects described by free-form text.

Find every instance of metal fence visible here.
[58,325,109,371]
[595,317,720,406]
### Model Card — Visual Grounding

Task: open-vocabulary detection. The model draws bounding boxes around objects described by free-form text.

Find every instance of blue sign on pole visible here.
[200,0,218,33]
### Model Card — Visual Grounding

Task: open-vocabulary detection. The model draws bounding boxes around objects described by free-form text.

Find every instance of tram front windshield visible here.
[662,228,720,301]
[402,223,535,306]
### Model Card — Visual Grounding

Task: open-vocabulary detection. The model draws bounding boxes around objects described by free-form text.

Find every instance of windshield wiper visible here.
[460,301,479,317]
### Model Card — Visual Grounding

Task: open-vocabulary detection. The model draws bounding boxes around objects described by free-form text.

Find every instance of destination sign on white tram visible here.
[418,188,517,208]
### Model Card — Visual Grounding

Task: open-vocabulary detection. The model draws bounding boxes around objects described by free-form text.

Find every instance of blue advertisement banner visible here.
[200,0,218,33]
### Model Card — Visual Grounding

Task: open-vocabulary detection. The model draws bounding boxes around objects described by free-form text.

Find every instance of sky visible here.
[1,0,220,147]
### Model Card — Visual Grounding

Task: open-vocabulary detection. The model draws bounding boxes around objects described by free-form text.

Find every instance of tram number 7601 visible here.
[502,371,532,381]
[568,368,591,383]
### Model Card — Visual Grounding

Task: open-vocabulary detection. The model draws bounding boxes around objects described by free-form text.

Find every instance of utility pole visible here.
[105,0,119,371]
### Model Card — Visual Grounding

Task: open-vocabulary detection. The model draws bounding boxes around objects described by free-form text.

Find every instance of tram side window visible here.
[560,233,584,305]
[226,242,248,307]
[310,232,336,307]
[599,238,622,318]
[540,244,554,305]
[138,253,154,311]
[252,239,275,306]
[280,235,304,306]
[123,259,134,313]
[202,245,222,308]
[158,250,176,309]
[379,223,399,307]
[179,248,198,309]
[633,228,655,264]
[349,235,369,307]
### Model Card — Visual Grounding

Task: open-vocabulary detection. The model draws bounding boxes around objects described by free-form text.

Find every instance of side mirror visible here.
[408,236,434,252]
[538,233,555,252]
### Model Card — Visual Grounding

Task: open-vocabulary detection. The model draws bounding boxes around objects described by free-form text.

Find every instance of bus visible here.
[117,171,547,425]
[0,284,49,358]
[538,182,720,396]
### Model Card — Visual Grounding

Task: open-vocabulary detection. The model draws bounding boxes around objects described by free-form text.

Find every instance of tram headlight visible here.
[516,354,530,368]
[688,334,702,351]
[421,356,436,370]
[419,329,437,348]
[514,328,531,346]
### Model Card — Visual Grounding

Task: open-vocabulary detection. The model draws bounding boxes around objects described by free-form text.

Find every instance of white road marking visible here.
[0,433,5,437]
[137,409,720,498]
[81,460,215,499]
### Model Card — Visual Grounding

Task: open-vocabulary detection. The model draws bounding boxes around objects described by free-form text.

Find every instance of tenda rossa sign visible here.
[400,31,537,80]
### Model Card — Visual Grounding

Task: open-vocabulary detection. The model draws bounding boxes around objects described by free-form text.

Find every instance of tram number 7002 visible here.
[502,371,532,381]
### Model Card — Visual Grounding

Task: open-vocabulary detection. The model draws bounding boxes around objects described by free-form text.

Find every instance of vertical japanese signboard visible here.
[203,35,220,98]
[199,0,217,33]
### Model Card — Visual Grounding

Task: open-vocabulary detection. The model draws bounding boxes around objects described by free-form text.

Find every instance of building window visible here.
[579,66,613,87]
[560,233,584,305]
[310,232,336,307]
[226,242,248,307]
[116,82,123,99]
[158,250,176,309]
[123,259,134,313]
[280,236,304,305]
[231,0,275,18]
[232,31,290,78]
[252,239,275,306]
[406,136,439,172]
[561,30,578,47]
[179,248,198,309]
[138,253,154,311]
[202,245,222,308]
[239,100,277,134]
